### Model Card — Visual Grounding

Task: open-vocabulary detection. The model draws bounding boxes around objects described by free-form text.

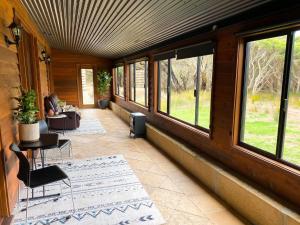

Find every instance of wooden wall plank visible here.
[51,49,112,107]
[0,47,18,63]
[0,61,19,76]
[0,88,18,218]
[10,0,50,52]
[0,0,51,219]
[37,43,50,100]
[0,129,10,223]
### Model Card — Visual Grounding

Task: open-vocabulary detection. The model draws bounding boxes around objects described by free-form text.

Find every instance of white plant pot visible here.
[19,122,40,142]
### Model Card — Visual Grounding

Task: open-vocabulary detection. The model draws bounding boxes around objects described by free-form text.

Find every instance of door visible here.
[79,67,95,107]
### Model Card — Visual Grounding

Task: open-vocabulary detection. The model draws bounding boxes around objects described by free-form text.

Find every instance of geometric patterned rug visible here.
[57,118,106,136]
[13,155,165,225]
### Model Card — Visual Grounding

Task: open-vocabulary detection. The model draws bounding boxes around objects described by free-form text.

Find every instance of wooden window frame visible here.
[129,60,149,108]
[114,65,125,98]
[155,51,215,135]
[235,26,300,171]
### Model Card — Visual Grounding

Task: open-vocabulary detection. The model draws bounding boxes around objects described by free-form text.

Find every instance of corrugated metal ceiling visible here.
[21,0,271,58]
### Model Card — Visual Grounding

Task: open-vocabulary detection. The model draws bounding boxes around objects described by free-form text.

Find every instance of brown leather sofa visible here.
[44,96,80,130]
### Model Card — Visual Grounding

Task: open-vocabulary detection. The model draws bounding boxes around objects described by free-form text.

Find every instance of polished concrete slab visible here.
[68,109,250,225]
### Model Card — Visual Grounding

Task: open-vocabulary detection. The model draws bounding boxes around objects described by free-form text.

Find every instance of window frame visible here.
[129,59,149,108]
[156,48,216,134]
[114,65,125,98]
[238,27,300,170]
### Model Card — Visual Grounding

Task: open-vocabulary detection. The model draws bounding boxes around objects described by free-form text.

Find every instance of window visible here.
[156,42,214,132]
[240,29,300,167]
[114,65,124,97]
[158,59,168,113]
[170,57,197,125]
[129,60,148,107]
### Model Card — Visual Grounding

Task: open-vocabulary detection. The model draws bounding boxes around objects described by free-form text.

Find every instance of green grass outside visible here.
[159,90,211,128]
[159,90,300,165]
[243,93,300,165]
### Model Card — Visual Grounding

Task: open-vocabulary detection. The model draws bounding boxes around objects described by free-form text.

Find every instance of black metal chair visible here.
[39,120,73,163]
[10,143,75,224]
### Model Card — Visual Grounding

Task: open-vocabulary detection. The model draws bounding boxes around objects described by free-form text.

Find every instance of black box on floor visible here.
[130,112,146,138]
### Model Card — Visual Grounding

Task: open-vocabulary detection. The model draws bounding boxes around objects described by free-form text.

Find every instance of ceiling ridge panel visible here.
[78,0,101,51]
[49,0,64,48]
[101,0,269,55]
[76,0,102,52]
[127,0,268,55]
[95,0,186,48]
[21,0,273,58]
[81,1,115,50]
[87,0,135,49]
[26,1,56,46]
[57,0,67,47]
[73,0,90,50]
[91,1,168,49]
[102,0,216,51]
[94,0,172,47]
[102,0,230,52]
[81,0,116,51]
[133,0,243,46]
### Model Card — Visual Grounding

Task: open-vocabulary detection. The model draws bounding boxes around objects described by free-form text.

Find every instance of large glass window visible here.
[129,60,148,107]
[197,54,213,129]
[157,43,214,132]
[170,57,197,124]
[283,30,300,165]
[240,36,286,154]
[158,59,168,113]
[114,66,124,97]
[240,30,300,167]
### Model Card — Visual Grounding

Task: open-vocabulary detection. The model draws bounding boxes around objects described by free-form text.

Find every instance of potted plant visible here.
[16,89,40,142]
[96,70,112,109]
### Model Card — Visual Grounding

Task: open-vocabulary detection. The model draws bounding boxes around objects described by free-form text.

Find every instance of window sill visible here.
[154,111,211,139]
[114,94,125,100]
[232,144,300,175]
[129,100,149,110]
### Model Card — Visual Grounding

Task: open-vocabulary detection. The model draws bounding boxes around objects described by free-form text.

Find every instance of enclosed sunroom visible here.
[0,0,300,225]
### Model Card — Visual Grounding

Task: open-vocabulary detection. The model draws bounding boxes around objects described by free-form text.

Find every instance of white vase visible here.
[19,122,40,142]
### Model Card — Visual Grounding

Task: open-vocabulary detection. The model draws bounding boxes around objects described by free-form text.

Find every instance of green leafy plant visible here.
[96,70,112,97]
[57,99,66,108]
[16,89,39,124]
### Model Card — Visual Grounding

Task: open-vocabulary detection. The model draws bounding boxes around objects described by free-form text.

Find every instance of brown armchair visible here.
[44,96,80,130]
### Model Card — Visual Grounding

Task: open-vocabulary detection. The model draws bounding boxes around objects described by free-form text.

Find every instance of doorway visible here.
[80,68,95,106]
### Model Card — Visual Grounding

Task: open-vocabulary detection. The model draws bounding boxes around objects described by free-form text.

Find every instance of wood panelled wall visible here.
[0,0,50,223]
[51,49,112,107]
[0,39,19,225]
[37,44,50,117]
[113,6,300,208]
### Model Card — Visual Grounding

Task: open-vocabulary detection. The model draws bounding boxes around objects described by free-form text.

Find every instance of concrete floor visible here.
[68,108,250,225]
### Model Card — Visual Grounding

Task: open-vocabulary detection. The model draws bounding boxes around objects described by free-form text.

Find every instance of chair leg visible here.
[68,178,75,213]
[59,148,63,164]
[33,157,37,169]
[17,182,21,210]
[44,149,48,164]
[26,186,29,225]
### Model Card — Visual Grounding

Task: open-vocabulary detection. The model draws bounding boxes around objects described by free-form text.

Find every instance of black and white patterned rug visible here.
[13,155,165,225]
[63,118,106,135]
